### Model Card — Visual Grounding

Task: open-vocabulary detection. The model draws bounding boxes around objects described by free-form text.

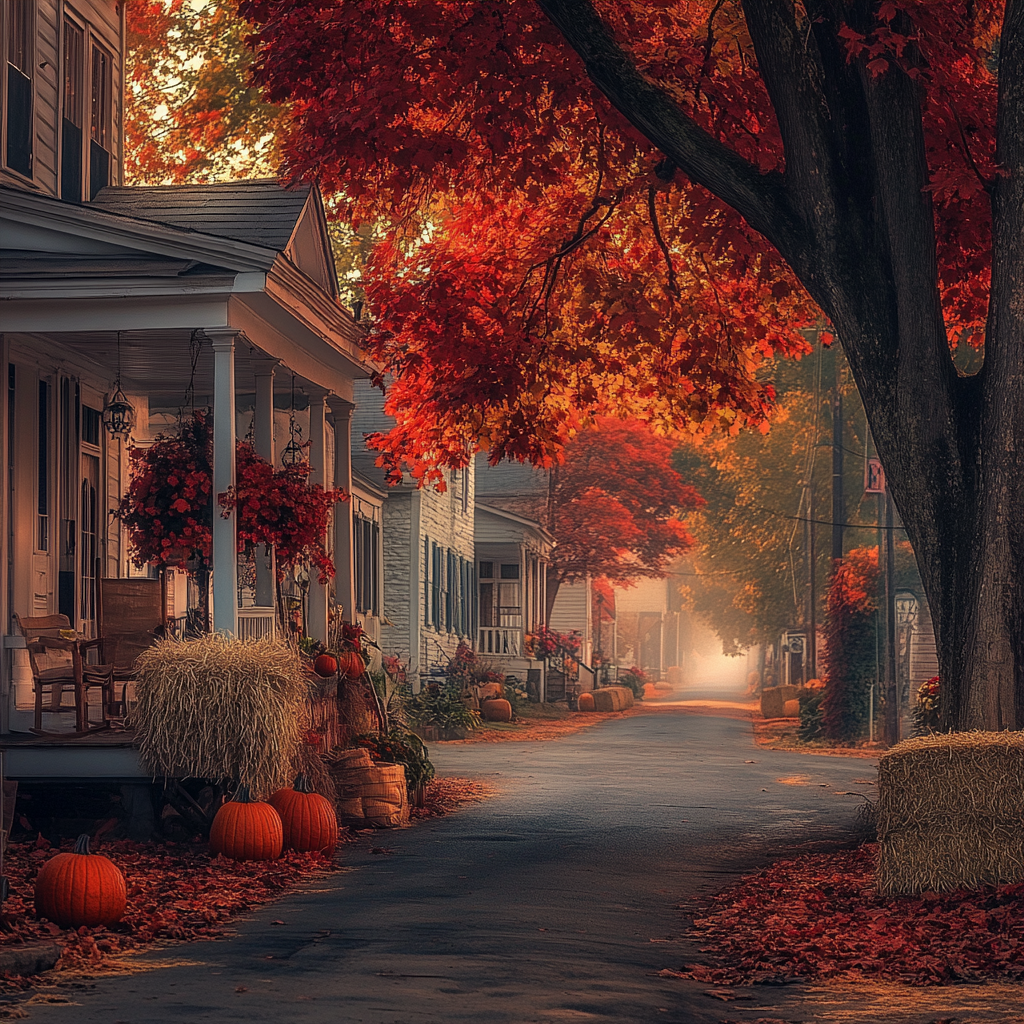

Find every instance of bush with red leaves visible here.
[683,844,1024,986]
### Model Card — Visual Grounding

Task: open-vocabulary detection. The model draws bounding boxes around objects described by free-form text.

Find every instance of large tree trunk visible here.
[539,0,1024,731]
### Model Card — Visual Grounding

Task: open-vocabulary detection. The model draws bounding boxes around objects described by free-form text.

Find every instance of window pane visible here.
[479,582,494,628]
[91,45,111,147]
[479,561,493,579]
[63,21,84,126]
[500,563,520,579]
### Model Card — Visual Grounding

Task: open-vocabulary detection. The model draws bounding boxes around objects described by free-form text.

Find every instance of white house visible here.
[0,0,374,779]
[351,380,475,689]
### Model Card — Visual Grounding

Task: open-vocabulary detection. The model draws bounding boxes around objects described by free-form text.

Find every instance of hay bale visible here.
[876,731,1024,894]
[481,698,512,722]
[333,761,408,828]
[131,635,307,799]
[783,698,800,717]
[761,685,801,718]
[592,686,634,712]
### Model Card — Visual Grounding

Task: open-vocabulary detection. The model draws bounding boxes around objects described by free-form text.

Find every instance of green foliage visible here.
[407,681,480,733]
[797,688,826,742]
[354,729,435,791]
[616,666,649,701]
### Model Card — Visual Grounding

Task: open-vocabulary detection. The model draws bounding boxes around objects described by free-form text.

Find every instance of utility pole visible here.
[884,490,898,744]
[804,470,816,683]
[831,349,844,562]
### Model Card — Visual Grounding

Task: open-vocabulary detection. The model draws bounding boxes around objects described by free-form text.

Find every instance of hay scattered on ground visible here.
[411,776,497,817]
[131,635,309,798]
[877,732,1024,894]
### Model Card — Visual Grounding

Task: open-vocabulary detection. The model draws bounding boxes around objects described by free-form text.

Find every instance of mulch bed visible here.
[0,775,493,991]
[680,843,1024,987]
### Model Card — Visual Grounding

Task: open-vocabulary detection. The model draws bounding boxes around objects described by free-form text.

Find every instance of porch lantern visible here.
[103,333,136,440]
[895,591,919,628]
[103,385,135,440]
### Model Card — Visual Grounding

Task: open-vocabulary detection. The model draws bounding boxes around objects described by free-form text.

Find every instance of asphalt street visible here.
[19,711,878,1023]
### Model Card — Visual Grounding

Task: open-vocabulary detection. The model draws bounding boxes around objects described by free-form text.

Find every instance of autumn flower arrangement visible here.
[525,625,581,660]
[913,676,942,734]
[117,413,348,582]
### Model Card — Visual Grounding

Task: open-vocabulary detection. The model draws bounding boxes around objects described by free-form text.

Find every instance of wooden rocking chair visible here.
[14,614,116,737]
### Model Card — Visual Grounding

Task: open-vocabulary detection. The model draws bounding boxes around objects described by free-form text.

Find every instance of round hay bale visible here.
[481,698,512,723]
[577,692,595,712]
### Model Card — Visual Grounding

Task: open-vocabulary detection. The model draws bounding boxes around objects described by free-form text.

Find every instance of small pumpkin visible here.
[481,698,512,723]
[577,692,595,712]
[210,785,283,861]
[313,653,339,678]
[34,834,127,928]
[336,650,366,678]
[269,774,339,856]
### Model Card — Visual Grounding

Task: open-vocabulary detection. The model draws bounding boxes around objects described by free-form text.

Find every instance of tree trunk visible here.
[538,0,1024,731]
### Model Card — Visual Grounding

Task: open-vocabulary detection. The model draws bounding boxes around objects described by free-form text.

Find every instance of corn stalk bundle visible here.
[130,634,308,799]
[876,731,1024,894]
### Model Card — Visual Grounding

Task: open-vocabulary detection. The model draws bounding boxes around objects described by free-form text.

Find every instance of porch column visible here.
[329,397,356,623]
[252,357,278,608]
[208,329,239,635]
[306,387,329,644]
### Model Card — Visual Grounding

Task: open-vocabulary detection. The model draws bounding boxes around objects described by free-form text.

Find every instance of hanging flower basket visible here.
[116,412,348,581]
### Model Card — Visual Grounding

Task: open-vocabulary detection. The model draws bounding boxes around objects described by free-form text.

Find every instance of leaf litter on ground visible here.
[680,843,1024,987]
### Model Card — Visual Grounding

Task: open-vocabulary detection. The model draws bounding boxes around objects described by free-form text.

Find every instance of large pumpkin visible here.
[313,653,339,678]
[210,785,283,861]
[269,774,338,856]
[34,834,127,928]
[577,692,595,711]
[337,650,365,678]
[481,698,512,723]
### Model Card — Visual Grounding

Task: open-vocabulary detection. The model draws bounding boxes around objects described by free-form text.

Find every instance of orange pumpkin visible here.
[210,785,283,861]
[313,653,339,678]
[577,692,595,711]
[34,834,127,928]
[481,698,512,723]
[337,650,366,677]
[269,774,338,856]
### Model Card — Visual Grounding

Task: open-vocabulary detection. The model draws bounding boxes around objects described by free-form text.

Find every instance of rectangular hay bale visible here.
[876,731,1024,894]
[760,685,800,719]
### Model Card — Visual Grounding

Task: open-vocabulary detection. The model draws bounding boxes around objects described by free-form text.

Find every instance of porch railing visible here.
[237,608,276,641]
[478,627,522,657]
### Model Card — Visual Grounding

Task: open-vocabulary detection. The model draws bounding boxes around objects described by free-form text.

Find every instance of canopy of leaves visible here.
[239,0,995,484]
[126,0,286,184]
[547,418,702,589]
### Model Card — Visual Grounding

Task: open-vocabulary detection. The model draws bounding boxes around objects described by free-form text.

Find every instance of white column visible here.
[208,329,239,635]
[252,358,278,609]
[306,387,329,644]
[329,398,356,623]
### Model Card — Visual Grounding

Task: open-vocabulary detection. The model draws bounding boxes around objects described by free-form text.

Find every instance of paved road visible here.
[22,712,876,1023]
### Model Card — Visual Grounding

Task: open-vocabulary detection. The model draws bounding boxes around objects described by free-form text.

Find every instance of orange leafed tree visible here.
[240,1,1017,732]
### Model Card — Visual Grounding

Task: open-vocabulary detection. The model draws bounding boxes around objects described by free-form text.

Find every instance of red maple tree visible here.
[536,419,702,617]
[238,0,1021,731]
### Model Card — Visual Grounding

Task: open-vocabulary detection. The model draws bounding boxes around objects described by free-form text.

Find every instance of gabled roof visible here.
[476,501,556,545]
[91,181,311,250]
[91,180,339,297]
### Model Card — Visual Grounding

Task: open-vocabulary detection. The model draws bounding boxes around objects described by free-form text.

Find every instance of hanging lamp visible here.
[281,375,308,467]
[103,331,136,440]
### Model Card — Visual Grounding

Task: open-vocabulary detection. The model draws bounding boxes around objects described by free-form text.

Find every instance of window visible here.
[89,44,112,198]
[82,406,101,447]
[430,541,442,631]
[5,0,33,177]
[500,563,520,580]
[37,380,49,551]
[354,514,380,616]
[445,549,455,632]
[61,19,84,201]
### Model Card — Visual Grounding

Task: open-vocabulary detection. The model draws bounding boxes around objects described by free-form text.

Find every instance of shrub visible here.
[617,665,649,701]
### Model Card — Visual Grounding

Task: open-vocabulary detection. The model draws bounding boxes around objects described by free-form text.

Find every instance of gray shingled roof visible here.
[90,180,312,251]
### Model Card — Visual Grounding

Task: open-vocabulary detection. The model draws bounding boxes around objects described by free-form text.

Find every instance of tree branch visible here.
[535,0,809,265]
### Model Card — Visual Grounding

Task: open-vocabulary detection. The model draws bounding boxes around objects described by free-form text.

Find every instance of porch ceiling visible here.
[45,329,328,405]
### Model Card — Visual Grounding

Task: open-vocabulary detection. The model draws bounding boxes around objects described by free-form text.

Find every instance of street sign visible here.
[865,458,885,494]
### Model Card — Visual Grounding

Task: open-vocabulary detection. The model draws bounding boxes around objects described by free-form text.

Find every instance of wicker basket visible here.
[331,759,409,828]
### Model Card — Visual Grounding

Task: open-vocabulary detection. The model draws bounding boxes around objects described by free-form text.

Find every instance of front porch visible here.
[0,181,371,769]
